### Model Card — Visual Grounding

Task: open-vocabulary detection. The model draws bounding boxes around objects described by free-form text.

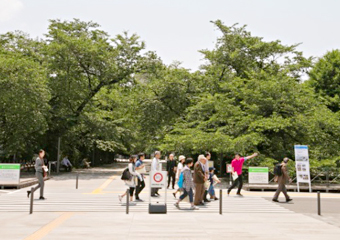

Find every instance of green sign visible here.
[0,164,20,170]
[249,167,268,173]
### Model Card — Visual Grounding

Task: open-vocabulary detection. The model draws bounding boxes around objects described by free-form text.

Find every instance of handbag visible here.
[121,168,132,180]
[136,166,146,174]
[204,180,210,189]
[42,166,48,178]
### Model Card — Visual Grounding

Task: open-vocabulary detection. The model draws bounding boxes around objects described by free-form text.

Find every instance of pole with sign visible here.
[149,171,167,214]
[294,145,312,192]
[226,164,233,186]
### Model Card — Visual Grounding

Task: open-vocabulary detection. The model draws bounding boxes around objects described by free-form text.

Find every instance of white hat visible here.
[179,155,186,161]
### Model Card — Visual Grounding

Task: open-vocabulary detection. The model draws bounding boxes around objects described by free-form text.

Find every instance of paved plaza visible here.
[1,167,340,240]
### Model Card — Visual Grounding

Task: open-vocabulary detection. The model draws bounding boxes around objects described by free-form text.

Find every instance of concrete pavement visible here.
[0,167,339,240]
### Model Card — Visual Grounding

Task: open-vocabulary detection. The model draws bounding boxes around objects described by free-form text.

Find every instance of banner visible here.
[248,167,268,184]
[0,164,20,185]
[294,145,312,192]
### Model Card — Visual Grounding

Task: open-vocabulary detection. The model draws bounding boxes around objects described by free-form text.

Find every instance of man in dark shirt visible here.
[167,154,177,189]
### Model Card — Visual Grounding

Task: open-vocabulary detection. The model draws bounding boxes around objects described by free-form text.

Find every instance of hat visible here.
[179,155,186,161]
[209,167,215,171]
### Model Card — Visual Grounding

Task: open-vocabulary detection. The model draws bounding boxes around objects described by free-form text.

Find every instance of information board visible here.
[294,145,311,192]
[0,164,20,185]
[248,167,268,184]
[150,171,167,188]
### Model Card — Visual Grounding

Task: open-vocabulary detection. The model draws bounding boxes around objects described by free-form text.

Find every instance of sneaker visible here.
[272,199,279,202]
[172,193,176,198]
[39,196,46,200]
[204,199,211,203]
[190,206,199,210]
[227,190,231,196]
[174,203,180,209]
[27,191,31,198]
[118,195,122,203]
[214,197,219,201]
[286,198,293,203]
[135,199,144,202]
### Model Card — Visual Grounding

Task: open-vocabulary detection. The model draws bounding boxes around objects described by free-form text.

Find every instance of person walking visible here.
[194,155,207,206]
[27,149,46,200]
[167,153,177,189]
[208,167,221,200]
[174,158,199,210]
[272,158,293,203]
[173,155,186,198]
[227,152,258,196]
[203,152,211,203]
[151,151,162,197]
[118,155,142,203]
[135,153,146,202]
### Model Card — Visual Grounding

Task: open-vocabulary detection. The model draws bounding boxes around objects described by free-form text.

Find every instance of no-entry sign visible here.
[150,171,167,188]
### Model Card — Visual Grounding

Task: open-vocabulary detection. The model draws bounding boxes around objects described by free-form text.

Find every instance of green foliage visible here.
[309,50,340,112]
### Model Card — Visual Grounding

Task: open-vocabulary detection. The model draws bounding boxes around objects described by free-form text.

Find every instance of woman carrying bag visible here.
[27,149,47,200]
[118,155,142,203]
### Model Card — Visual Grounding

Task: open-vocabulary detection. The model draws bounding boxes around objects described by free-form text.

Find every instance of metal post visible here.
[126,189,129,214]
[57,137,61,173]
[219,189,222,215]
[326,171,329,193]
[317,191,321,216]
[29,187,34,214]
[76,173,79,189]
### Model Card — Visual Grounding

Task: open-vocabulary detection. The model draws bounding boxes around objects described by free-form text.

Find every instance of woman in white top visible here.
[173,155,186,198]
[119,155,142,203]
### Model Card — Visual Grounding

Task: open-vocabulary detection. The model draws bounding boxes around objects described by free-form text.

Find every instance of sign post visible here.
[294,145,312,192]
[149,171,167,214]
[0,164,20,187]
[248,167,269,184]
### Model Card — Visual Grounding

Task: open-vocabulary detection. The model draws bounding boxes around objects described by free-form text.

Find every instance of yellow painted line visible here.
[89,176,115,194]
[24,212,75,240]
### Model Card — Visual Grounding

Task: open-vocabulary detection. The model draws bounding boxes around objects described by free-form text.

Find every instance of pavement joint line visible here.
[23,212,75,240]
[89,176,115,194]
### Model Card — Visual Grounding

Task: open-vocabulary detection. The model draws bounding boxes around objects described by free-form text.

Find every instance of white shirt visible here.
[151,157,160,172]
[176,162,184,179]
[61,158,72,166]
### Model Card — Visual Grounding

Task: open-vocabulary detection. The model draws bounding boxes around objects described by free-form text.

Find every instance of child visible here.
[208,167,221,200]
[174,158,199,210]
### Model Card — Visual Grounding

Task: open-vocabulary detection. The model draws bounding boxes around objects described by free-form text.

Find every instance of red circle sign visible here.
[153,173,163,183]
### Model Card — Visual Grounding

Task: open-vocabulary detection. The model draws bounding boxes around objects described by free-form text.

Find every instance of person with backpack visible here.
[118,155,142,203]
[272,157,293,203]
[174,158,199,210]
[173,155,186,198]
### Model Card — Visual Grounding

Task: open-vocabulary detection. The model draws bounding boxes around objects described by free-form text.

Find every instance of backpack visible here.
[121,168,132,180]
[177,172,184,188]
[274,163,283,176]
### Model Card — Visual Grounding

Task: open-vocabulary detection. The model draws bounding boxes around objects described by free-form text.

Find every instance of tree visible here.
[0,44,50,158]
[308,49,340,112]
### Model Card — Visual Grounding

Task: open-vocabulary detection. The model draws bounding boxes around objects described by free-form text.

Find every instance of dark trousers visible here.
[167,170,176,189]
[129,187,135,197]
[179,188,194,203]
[151,188,159,196]
[228,174,243,194]
[273,182,290,200]
[135,178,145,199]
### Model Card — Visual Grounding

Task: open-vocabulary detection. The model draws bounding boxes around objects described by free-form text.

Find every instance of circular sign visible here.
[153,172,163,183]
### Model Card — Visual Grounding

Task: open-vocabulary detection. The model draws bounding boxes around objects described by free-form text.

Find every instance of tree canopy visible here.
[0,19,339,169]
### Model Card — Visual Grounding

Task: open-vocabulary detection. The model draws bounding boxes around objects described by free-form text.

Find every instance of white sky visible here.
[1,0,340,70]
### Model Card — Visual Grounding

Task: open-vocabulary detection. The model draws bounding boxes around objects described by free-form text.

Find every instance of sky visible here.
[0,0,340,71]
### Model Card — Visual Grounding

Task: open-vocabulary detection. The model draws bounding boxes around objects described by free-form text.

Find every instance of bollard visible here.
[29,187,34,214]
[126,189,129,214]
[317,191,321,216]
[76,173,79,189]
[219,189,222,215]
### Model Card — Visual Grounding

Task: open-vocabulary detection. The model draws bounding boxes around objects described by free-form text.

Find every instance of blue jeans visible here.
[208,185,215,197]
[179,188,193,203]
